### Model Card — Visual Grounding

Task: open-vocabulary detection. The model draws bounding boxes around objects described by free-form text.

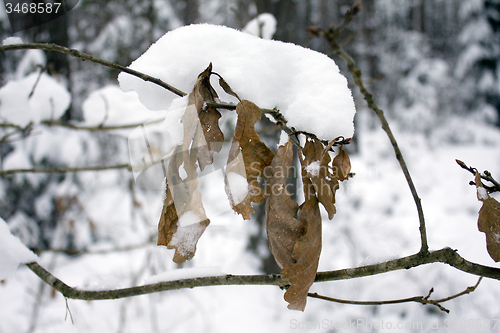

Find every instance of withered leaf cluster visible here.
[157,65,351,310]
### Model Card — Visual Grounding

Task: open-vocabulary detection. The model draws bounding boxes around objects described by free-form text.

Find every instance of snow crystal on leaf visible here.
[178,211,202,227]
[226,171,249,205]
[118,24,356,140]
[168,222,207,260]
[278,130,289,147]
[305,161,321,177]
[477,186,489,201]
[0,217,38,280]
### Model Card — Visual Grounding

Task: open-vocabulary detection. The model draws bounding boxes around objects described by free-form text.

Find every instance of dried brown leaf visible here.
[302,139,339,220]
[281,175,322,311]
[197,105,224,171]
[265,142,302,269]
[157,185,178,248]
[478,196,500,262]
[219,76,241,101]
[158,64,224,263]
[475,171,500,262]
[158,146,210,264]
[331,146,351,181]
[225,100,274,219]
[190,64,224,171]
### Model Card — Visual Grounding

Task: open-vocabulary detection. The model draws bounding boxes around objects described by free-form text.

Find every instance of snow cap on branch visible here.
[119,24,356,140]
[0,217,38,280]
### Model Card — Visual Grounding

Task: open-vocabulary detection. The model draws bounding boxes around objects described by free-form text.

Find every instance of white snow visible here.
[2,36,22,45]
[477,186,489,201]
[178,211,202,227]
[144,266,224,284]
[16,49,46,79]
[0,217,38,280]
[225,171,249,204]
[0,72,70,126]
[278,130,289,147]
[243,13,277,39]
[82,85,159,130]
[168,222,207,259]
[127,95,187,182]
[118,24,356,140]
[305,160,321,177]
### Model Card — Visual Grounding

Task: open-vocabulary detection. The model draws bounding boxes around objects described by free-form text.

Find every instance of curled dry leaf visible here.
[281,165,322,311]
[225,100,274,219]
[332,146,351,181]
[158,64,223,263]
[191,63,224,171]
[301,139,339,220]
[265,141,302,269]
[218,76,241,101]
[476,171,500,262]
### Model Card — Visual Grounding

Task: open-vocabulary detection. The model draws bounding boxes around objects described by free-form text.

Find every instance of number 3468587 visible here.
[5,2,62,14]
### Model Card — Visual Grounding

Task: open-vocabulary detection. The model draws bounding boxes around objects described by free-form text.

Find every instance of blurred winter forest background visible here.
[1,0,500,332]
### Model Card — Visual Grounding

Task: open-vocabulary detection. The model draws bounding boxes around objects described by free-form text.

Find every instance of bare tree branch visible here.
[40,119,164,131]
[24,248,498,301]
[0,43,187,97]
[308,5,429,254]
[0,164,132,175]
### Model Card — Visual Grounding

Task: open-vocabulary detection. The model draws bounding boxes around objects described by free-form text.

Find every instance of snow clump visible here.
[119,24,356,140]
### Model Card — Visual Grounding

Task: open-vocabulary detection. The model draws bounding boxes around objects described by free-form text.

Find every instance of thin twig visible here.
[310,5,428,254]
[433,276,483,303]
[40,119,164,131]
[308,290,450,313]
[0,164,132,175]
[456,159,500,193]
[64,298,74,324]
[0,43,186,97]
[28,65,46,98]
[308,277,483,313]
[0,122,34,143]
